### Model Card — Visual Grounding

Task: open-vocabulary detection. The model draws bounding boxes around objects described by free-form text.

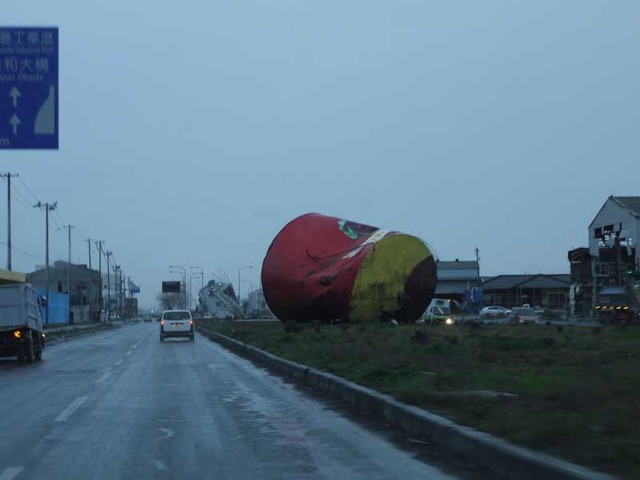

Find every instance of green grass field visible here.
[198,319,640,479]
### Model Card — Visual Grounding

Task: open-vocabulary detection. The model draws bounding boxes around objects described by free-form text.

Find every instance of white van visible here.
[160,310,194,342]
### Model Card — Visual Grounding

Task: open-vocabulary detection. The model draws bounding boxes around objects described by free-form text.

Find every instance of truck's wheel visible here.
[25,336,35,364]
[35,343,43,362]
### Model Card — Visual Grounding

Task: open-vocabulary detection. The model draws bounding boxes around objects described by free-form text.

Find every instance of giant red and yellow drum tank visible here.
[261,213,437,323]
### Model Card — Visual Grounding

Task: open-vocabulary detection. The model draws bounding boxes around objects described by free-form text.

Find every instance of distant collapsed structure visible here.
[197,281,242,319]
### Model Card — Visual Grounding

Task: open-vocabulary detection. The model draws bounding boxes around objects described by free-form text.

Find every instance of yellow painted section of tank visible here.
[348,234,432,322]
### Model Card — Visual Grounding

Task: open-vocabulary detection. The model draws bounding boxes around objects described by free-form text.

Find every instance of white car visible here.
[479,306,511,318]
[160,310,194,342]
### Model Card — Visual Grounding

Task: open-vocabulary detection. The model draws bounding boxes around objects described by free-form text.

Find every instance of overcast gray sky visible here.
[2,1,639,309]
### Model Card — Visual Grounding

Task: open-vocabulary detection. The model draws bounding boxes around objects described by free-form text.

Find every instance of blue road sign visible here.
[0,27,58,150]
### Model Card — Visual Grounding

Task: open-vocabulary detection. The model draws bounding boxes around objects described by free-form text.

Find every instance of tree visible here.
[156,291,186,310]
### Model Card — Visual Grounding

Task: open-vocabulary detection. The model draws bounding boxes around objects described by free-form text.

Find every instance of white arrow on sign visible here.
[9,114,21,135]
[9,86,21,108]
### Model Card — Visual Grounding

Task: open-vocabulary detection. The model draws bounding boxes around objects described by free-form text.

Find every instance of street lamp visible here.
[169,265,187,308]
[237,265,252,302]
[189,273,202,311]
[168,270,184,309]
[190,266,204,305]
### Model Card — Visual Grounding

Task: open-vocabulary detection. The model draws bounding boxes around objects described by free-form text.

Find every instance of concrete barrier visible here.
[198,326,613,480]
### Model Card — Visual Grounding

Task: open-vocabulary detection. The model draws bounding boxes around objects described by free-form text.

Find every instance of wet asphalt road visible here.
[0,323,495,480]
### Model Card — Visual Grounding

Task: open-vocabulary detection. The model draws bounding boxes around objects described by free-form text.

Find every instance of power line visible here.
[12,190,32,208]
[12,178,38,206]
[73,225,84,239]
[53,209,65,229]
[18,176,39,203]
[0,176,31,208]
[0,241,44,260]
[109,252,118,270]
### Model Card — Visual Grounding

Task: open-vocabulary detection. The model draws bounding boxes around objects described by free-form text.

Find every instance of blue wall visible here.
[37,289,69,326]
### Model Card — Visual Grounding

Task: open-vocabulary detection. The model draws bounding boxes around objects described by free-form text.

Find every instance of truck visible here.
[0,283,45,363]
[594,271,640,324]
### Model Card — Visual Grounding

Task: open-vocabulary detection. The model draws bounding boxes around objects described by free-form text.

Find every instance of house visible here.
[435,260,481,302]
[479,274,571,310]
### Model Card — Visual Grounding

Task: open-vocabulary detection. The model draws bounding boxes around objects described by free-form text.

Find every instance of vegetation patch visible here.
[197,319,640,479]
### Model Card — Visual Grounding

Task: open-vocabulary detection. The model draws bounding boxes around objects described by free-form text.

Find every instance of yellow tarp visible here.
[0,269,28,285]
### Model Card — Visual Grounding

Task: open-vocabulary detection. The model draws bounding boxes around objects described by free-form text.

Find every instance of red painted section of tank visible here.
[261,213,386,322]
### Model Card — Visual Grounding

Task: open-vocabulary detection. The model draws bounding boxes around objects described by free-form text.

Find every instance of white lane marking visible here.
[153,460,167,471]
[55,396,87,422]
[156,428,175,440]
[125,350,133,357]
[115,359,124,366]
[0,467,24,480]
[95,372,112,384]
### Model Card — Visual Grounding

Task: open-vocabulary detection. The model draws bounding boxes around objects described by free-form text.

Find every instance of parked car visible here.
[508,307,540,324]
[479,306,511,318]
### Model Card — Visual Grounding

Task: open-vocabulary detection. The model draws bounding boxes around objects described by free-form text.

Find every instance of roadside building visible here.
[28,261,100,324]
[479,274,571,311]
[435,260,481,307]
[198,280,242,319]
[589,196,640,273]
[568,196,640,316]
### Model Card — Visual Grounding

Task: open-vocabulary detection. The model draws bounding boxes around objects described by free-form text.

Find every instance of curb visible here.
[198,326,612,480]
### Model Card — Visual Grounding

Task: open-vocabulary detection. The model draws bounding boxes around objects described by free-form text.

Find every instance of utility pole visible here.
[121,274,126,317]
[95,240,104,319]
[106,251,112,319]
[114,266,119,317]
[34,201,57,326]
[87,239,93,322]
[1,173,18,270]
[117,267,123,318]
[115,266,122,318]
[63,225,75,322]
